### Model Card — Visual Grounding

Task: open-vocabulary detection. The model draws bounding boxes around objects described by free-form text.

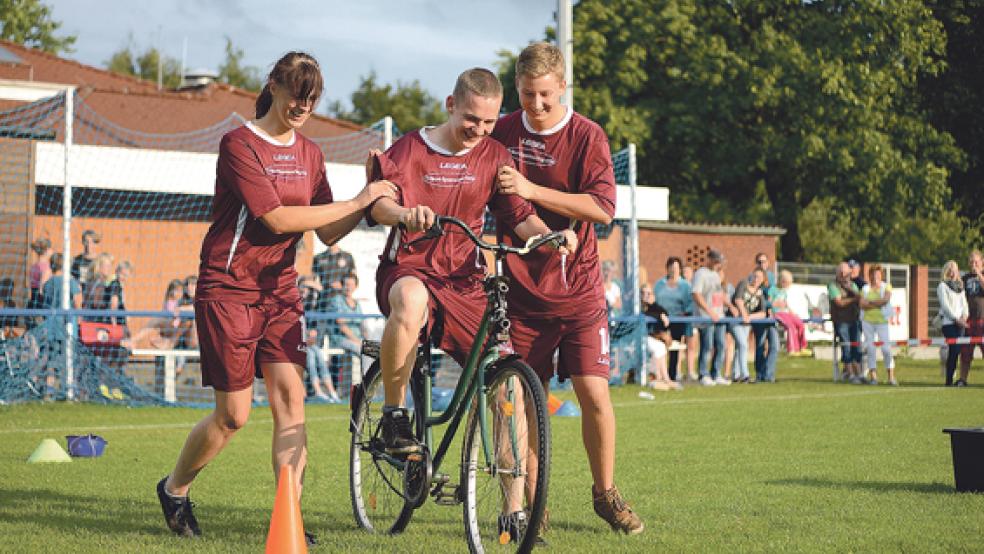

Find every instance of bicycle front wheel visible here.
[462,358,551,553]
[349,361,415,534]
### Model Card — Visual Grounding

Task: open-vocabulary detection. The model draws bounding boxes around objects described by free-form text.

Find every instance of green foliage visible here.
[921,0,984,242]
[495,48,521,114]
[217,37,262,91]
[329,71,444,133]
[797,197,867,264]
[0,0,75,54]
[104,37,181,89]
[508,0,973,264]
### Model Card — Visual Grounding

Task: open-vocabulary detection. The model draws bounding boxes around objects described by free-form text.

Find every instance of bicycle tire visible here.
[461,357,551,554]
[349,361,416,534]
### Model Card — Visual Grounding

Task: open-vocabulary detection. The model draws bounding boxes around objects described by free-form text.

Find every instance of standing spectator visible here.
[328,273,363,364]
[770,270,811,356]
[602,260,623,316]
[728,273,752,383]
[860,264,896,385]
[938,260,968,386]
[847,259,867,290]
[297,274,338,402]
[178,275,198,347]
[958,250,984,387]
[27,238,53,329]
[691,250,729,386]
[754,252,776,290]
[682,265,694,283]
[743,269,778,383]
[106,261,132,327]
[312,243,356,300]
[41,253,83,394]
[720,267,737,381]
[82,253,116,324]
[829,262,863,383]
[42,253,83,312]
[71,229,100,286]
[654,256,694,381]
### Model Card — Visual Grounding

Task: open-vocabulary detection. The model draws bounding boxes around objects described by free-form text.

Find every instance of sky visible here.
[47,0,557,112]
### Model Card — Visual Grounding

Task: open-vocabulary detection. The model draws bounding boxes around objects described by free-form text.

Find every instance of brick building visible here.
[597,221,785,288]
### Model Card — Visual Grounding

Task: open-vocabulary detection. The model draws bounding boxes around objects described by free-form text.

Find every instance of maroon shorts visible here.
[509,308,611,382]
[194,299,307,392]
[960,319,984,363]
[376,265,486,367]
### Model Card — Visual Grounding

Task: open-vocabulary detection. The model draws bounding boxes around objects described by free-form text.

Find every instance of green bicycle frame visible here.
[416,286,505,475]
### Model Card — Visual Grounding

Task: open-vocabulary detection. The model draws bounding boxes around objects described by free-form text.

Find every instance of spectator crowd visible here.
[5,229,981,399]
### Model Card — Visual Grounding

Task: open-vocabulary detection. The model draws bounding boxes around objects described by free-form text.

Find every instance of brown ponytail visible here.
[254,52,324,119]
[255,84,273,120]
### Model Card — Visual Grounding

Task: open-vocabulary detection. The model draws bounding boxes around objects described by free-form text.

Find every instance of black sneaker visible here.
[305,531,317,546]
[381,408,421,455]
[156,477,201,537]
[497,510,529,544]
[955,380,968,387]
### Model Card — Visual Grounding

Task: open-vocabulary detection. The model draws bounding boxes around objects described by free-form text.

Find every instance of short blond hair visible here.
[516,42,565,81]
[452,68,502,102]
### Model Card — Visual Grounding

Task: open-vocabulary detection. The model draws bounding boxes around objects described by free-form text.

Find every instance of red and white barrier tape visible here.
[841,336,984,347]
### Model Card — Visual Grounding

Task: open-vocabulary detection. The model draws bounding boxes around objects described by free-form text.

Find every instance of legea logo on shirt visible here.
[424,162,476,188]
[273,154,296,161]
[508,145,556,168]
[266,163,308,180]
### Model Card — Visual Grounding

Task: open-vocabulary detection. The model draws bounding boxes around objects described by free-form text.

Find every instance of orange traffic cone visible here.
[265,465,307,554]
[547,393,563,415]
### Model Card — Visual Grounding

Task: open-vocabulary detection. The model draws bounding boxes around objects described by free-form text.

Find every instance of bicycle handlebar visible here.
[402,215,568,257]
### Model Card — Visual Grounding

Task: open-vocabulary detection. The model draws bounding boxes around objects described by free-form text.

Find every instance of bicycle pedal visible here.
[360,340,380,359]
[432,485,461,506]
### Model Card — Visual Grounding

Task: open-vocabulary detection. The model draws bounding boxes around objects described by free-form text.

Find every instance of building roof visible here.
[0,40,367,155]
[639,220,787,236]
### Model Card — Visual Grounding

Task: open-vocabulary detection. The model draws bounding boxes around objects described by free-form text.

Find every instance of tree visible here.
[505,0,967,264]
[920,0,984,244]
[0,0,75,54]
[217,37,262,91]
[329,71,444,133]
[105,38,181,89]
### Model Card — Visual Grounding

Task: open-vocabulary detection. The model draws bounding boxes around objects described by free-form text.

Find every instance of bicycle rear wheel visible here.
[462,358,550,553]
[349,361,415,534]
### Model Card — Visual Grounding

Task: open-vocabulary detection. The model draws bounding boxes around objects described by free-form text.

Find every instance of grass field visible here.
[1,356,982,553]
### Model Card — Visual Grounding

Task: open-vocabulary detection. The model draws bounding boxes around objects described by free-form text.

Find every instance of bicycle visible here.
[349,215,566,553]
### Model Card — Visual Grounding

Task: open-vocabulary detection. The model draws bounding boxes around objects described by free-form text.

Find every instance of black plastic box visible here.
[943,427,984,493]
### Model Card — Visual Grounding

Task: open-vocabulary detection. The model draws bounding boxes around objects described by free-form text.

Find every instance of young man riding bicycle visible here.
[365,67,577,459]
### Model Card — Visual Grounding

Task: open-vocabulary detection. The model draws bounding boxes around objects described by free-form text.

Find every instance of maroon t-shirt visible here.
[370,128,534,279]
[491,109,616,317]
[197,123,333,303]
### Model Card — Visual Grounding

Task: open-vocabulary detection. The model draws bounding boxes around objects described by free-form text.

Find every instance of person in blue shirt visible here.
[653,256,694,381]
[41,253,83,312]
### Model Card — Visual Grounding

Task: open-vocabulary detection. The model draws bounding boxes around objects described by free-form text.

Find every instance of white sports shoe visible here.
[700,376,716,386]
[714,376,731,386]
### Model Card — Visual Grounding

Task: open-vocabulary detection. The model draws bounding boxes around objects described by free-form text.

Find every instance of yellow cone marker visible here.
[27,438,72,463]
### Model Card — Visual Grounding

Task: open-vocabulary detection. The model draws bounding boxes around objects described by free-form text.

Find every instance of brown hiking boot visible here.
[592,485,644,535]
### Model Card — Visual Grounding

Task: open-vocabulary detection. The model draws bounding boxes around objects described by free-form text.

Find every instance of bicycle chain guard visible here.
[403,446,433,509]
